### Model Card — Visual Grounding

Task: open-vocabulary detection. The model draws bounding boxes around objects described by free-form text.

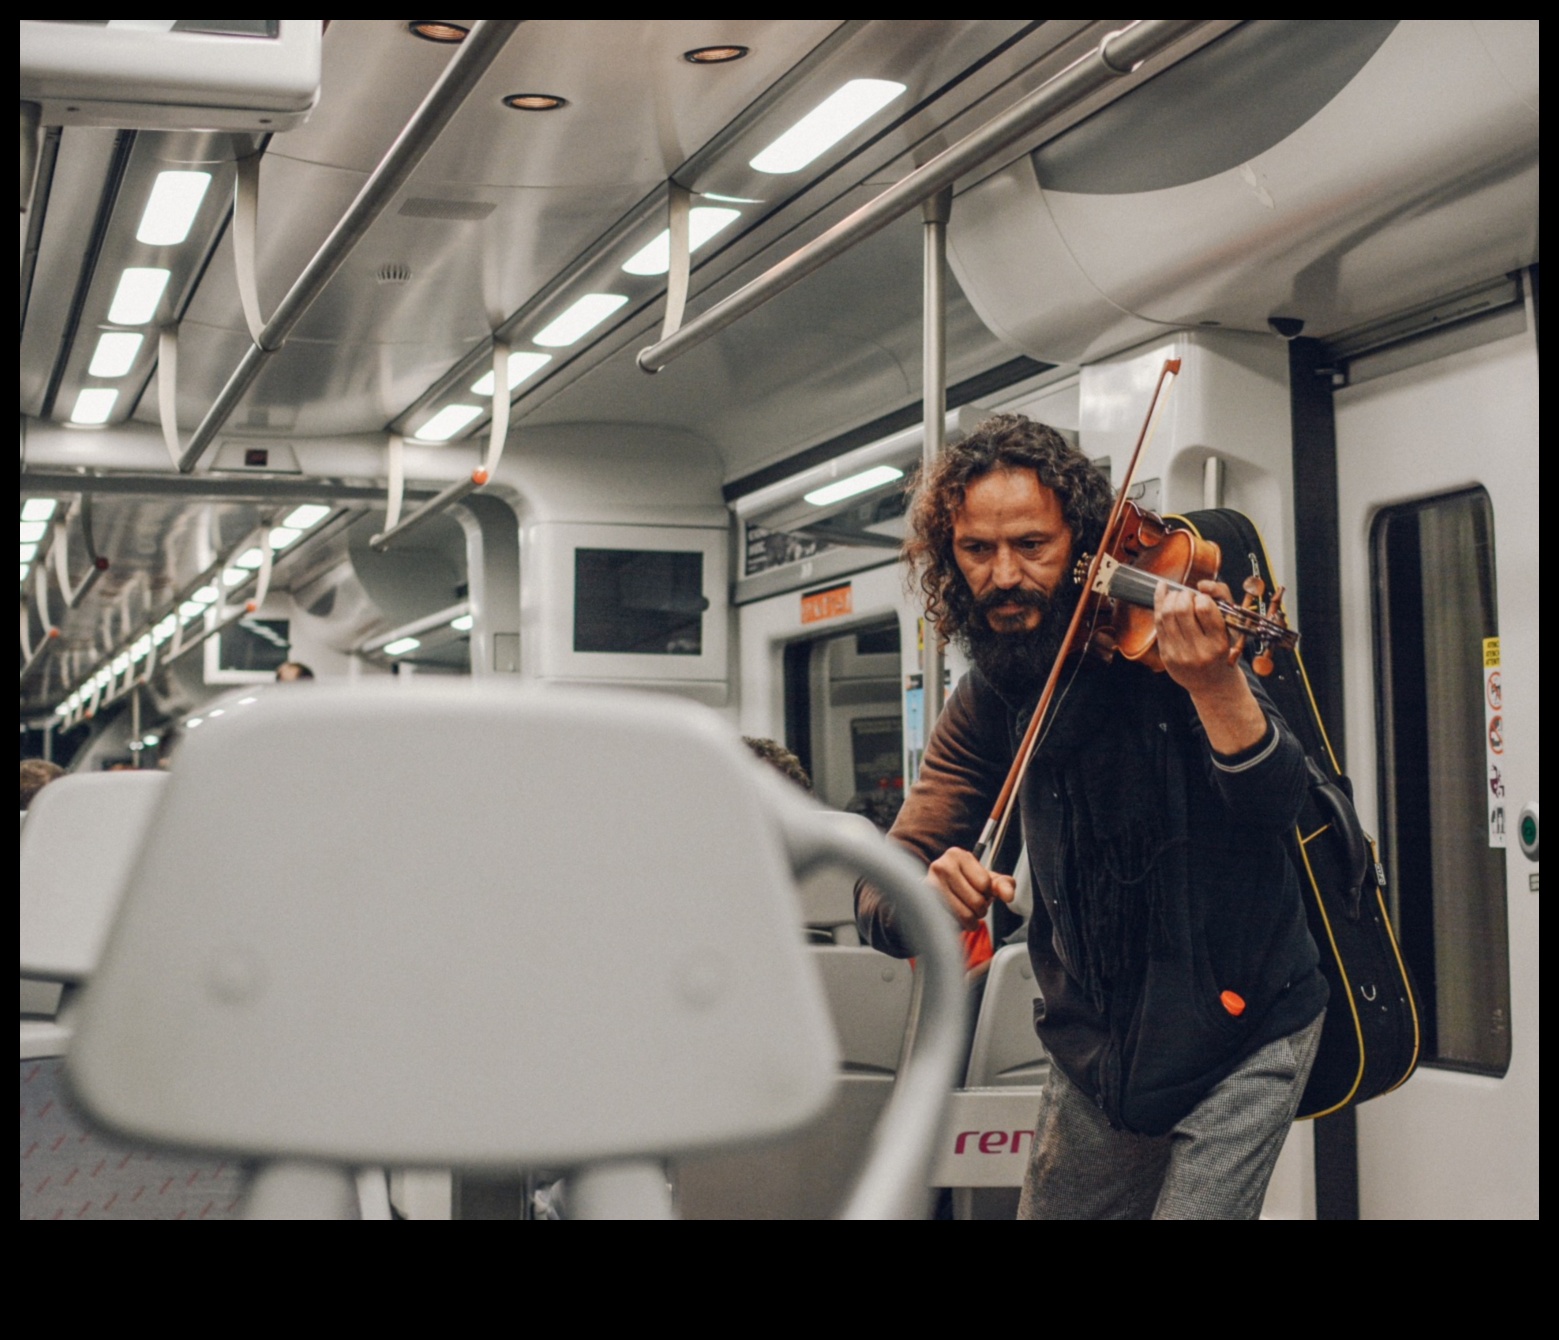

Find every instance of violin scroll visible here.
[1230,574,1291,677]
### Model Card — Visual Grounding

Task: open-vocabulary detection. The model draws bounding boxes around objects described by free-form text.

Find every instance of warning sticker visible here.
[1483,637,1505,848]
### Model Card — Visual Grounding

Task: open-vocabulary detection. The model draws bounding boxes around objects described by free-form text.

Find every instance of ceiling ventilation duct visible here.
[946,20,1539,366]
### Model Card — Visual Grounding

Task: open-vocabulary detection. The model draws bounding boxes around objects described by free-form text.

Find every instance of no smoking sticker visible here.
[1483,637,1504,848]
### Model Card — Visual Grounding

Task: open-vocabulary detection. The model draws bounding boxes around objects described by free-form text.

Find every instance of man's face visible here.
[951,468,1074,633]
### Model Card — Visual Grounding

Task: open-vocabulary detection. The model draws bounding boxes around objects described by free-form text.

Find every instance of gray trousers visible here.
[1017,1010,1325,1220]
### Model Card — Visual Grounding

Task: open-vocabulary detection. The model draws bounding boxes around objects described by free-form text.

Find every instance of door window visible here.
[1371,487,1509,1074]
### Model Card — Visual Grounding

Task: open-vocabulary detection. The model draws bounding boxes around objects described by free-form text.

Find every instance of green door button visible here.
[1517,801,1538,861]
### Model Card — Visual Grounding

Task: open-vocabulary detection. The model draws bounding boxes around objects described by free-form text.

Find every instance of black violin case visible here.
[1172,508,1421,1118]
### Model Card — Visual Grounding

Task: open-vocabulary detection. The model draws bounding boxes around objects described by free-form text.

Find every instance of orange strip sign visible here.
[801,582,853,625]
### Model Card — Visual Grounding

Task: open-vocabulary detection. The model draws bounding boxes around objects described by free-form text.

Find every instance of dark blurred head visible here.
[742,736,813,794]
[275,661,315,682]
[21,758,64,810]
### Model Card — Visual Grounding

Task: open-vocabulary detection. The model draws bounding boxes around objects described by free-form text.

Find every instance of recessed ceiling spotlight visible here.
[684,45,749,64]
[503,93,567,112]
[408,21,468,43]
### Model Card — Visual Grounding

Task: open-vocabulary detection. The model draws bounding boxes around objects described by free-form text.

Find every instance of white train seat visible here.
[65,683,965,1218]
[18,769,247,1220]
[20,770,170,1057]
[675,944,915,1218]
[944,942,1050,1220]
[795,811,880,944]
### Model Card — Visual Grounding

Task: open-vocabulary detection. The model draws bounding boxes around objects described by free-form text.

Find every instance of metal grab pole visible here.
[920,188,951,749]
[637,19,1206,373]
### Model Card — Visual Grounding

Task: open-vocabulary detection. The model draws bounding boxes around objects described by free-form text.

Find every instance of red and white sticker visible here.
[1484,637,1504,848]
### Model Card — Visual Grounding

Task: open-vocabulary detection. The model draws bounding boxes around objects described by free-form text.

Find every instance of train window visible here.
[573,548,704,655]
[1371,487,1510,1075]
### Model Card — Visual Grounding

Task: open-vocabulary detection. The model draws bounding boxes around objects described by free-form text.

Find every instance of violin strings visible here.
[1105,566,1287,638]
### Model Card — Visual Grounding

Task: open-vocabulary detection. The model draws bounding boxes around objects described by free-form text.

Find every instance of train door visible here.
[1333,298,1538,1217]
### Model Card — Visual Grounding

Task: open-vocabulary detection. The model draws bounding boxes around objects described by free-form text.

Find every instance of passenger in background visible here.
[845,790,899,833]
[20,758,63,810]
[856,414,1326,1220]
[742,736,813,794]
[275,661,315,682]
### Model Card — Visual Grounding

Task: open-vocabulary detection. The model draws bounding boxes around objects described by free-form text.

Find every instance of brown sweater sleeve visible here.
[854,672,1014,957]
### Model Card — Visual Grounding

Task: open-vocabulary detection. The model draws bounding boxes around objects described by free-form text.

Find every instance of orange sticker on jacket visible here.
[1220,989,1246,1017]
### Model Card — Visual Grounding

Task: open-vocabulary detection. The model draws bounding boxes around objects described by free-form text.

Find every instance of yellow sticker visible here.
[1483,636,1501,668]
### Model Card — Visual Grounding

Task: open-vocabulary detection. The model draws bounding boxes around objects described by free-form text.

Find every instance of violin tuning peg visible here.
[1242,574,1266,604]
[1253,643,1274,676]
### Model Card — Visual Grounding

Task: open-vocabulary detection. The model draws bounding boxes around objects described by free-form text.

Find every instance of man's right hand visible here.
[926,846,1015,930]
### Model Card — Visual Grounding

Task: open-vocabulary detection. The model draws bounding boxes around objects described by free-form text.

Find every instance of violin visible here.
[1078,498,1297,677]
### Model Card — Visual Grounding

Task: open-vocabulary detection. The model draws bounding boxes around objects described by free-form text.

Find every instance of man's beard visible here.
[951,581,1079,700]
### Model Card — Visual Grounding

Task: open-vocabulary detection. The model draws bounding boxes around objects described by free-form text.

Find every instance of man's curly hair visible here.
[902,414,1113,636]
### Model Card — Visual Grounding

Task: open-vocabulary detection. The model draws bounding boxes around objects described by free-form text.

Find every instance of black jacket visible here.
[857,656,1327,1135]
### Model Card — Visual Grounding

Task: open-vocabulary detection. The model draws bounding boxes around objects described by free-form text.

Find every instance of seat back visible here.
[674,945,914,1218]
[796,811,881,944]
[20,771,170,984]
[68,684,842,1170]
[965,943,1049,1088]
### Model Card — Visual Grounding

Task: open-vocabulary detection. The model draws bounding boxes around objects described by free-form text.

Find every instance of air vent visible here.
[396,198,496,221]
[375,262,413,285]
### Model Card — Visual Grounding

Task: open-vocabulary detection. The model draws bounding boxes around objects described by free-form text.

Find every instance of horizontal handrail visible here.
[369,472,483,551]
[637,19,1207,374]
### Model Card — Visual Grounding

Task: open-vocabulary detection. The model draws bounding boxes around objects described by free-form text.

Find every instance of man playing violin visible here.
[856,413,1327,1220]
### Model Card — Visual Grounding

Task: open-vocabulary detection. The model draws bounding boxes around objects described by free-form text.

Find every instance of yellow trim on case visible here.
[1293,824,1366,1119]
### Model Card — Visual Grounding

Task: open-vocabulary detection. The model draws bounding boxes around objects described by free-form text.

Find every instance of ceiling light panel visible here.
[621,207,742,276]
[472,351,553,396]
[803,464,904,507]
[414,404,483,442]
[135,170,212,246]
[20,521,48,543]
[282,503,332,530]
[70,388,119,425]
[383,636,421,655]
[106,267,171,325]
[21,499,57,522]
[749,79,907,174]
[87,331,145,378]
[534,294,629,347]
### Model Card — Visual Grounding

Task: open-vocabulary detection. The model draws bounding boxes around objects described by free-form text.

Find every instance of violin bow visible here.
[971,357,1182,869]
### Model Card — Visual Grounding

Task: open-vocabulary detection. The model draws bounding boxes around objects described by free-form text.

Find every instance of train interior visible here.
[19,20,1538,1218]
